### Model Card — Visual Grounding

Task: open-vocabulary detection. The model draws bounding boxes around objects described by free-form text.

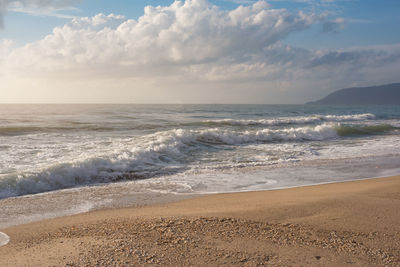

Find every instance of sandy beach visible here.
[1,176,399,266]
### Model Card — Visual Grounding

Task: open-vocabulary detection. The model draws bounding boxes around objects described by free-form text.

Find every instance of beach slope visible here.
[1,176,399,266]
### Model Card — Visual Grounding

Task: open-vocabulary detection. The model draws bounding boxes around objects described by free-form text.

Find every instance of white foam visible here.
[204,113,376,126]
[139,154,400,195]
[165,123,339,146]
[0,155,399,232]
[0,232,9,247]
[0,201,94,230]
[0,121,395,199]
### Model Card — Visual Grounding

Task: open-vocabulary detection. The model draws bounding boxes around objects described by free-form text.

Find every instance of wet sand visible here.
[0,176,399,266]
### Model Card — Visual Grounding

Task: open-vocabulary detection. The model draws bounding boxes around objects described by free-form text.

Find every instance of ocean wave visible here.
[201,113,376,127]
[0,126,44,136]
[0,125,114,136]
[0,113,377,136]
[336,124,395,136]
[0,122,394,199]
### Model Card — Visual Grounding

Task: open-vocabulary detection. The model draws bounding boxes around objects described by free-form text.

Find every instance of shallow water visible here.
[0,104,399,227]
[0,232,9,247]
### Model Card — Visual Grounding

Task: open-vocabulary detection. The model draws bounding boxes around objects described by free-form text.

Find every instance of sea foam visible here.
[202,113,376,126]
[0,232,9,247]
[0,122,394,199]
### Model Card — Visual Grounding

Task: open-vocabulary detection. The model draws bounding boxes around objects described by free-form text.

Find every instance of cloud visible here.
[0,38,12,58]
[5,1,314,69]
[1,0,400,104]
[0,0,80,27]
[7,3,78,19]
[322,16,344,33]
[219,0,262,4]
[322,17,371,33]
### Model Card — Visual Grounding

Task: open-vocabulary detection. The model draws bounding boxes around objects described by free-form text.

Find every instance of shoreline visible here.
[1,176,399,266]
[1,159,398,231]
[0,232,9,247]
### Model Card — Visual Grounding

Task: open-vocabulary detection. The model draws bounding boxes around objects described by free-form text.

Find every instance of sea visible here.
[0,104,399,228]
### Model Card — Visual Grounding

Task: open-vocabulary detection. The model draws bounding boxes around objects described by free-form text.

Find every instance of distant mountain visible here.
[307,83,400,105]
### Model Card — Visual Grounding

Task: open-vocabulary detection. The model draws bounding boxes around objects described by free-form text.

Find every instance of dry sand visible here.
[0,176,399,266]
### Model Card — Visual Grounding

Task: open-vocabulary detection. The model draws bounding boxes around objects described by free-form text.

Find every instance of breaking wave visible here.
[0,122,394,199]
[201,113,376,127]
[0,113,376,136]
[336,124,395,136]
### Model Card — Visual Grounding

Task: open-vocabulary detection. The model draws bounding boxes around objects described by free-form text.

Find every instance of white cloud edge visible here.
[0,0,399,103]
[0,0,80,26]
[7,4,78,19]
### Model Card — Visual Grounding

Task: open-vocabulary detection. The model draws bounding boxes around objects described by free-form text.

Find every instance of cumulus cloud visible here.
[5,1,315,71]
[1,0,400,103]
[0,38,12,58]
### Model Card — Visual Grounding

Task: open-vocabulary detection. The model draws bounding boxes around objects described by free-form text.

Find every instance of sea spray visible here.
[1,121,397,199]
[202,113,376,127]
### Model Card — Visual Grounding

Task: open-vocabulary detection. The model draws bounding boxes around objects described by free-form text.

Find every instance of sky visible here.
[0,0,399,104]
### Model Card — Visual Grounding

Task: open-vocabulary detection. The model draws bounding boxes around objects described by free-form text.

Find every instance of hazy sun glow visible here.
[1,0,399,103]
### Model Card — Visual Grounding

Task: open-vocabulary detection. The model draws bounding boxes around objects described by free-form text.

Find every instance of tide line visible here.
[0,232,10,247]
